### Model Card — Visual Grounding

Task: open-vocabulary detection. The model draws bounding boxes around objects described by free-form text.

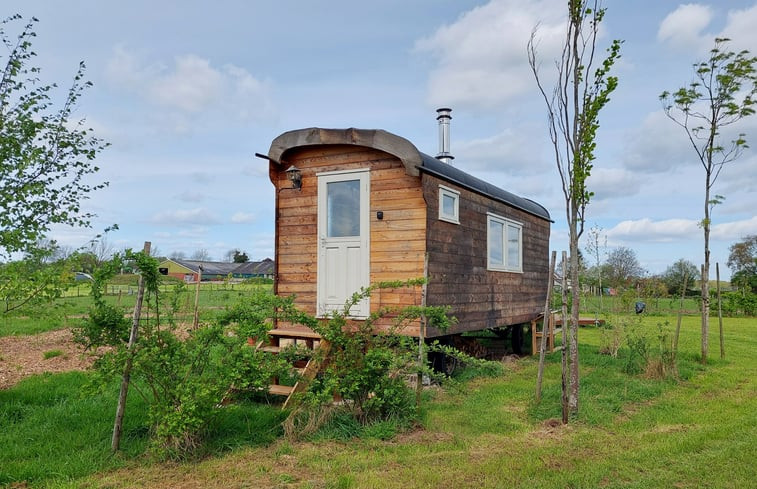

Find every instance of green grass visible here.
[0,372,149,486]
[1,314,754,488]
[0,372,285,488]
[0,314,85,337]
[0,283,273,337]
[42,349,63,359]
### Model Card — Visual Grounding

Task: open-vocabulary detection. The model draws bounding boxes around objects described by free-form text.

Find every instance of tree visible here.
[660,38,757,363]
[528,0,621,416]
[604,247,645,288]
[224,248,249,263]
[727,235,757,293]
[223,249,236,263]
[0,15,108,258]
[584,224,607,311]
[89,237,115,266]
[190,248,211,261]
[232,250,249,263]
[663,259,699,297]
[0,246,71,313]
[169,250,186,261]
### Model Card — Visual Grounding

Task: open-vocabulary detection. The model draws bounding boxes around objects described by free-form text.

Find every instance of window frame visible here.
[486,212,523,273]
[438,184,460,224]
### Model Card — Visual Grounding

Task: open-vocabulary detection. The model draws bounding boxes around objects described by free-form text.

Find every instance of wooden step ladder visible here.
[256,327,330,409]
[531,311,563,355]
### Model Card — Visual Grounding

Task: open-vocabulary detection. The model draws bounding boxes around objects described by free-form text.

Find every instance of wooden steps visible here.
[256,327,330,409]
[531,311,560,355]
[531,313,605,355]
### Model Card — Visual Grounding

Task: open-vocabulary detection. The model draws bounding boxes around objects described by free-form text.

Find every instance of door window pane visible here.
[327,180,360,237]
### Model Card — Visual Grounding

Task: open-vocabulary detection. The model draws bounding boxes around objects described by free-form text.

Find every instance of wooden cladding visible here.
[270,142,550,338]
[273,145,426,329]
[422,173,550,336]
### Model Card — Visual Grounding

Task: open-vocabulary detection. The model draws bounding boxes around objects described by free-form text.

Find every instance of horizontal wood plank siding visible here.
[422,173,550,336]
[273,145,426,333]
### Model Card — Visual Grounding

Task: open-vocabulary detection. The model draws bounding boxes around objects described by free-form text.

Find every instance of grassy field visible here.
[0,282,273,338]
[0,314,754,488]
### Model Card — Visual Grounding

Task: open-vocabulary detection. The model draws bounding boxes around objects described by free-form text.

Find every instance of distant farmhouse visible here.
[158,258,274,282]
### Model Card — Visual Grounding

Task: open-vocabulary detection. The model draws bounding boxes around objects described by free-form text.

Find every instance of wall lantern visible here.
[285,165,302,190]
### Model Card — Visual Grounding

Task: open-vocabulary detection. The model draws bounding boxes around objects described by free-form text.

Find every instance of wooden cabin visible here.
[263,122,551,339]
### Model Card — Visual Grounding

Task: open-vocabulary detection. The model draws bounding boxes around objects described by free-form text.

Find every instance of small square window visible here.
[487,213,522,273]
[438,185,460,224]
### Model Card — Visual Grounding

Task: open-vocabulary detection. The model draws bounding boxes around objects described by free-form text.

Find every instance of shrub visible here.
[81,259,462,456]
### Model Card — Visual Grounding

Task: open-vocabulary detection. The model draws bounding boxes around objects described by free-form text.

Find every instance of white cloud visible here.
[711,215,757,240]
[150,208,221,225]
[607,215,757,243]
[658,3,757,54]
[455,127,551,175]
[104,46,275,129]
[415,0,563,109]
[587,168,642,200]
[608,218,699,243]
[657,4,713,50]
[622,110,692,173]
[230,212,256,224]
[720,3,757,53]
[148,55,223,112]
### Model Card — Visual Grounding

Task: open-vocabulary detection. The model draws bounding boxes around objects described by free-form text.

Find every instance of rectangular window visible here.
[438,185,460,224]
[487,213,522,272]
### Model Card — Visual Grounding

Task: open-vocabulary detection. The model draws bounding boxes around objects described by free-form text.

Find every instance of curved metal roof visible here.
[268,127,422,176]
[267,127,551,222]
[419,153,551,221]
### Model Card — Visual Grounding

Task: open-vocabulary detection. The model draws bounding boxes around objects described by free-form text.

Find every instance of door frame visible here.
[316,168,370,318]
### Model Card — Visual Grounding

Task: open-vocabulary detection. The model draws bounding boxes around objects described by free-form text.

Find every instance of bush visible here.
[720,291,757,317]
[81,261,462,456]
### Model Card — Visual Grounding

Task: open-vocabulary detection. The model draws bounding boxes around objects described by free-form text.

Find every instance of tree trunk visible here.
[716,262,724,360]
[701,172,711,364]
[560,251,569,424]
[568,222,580,416]
[536,251,557,402]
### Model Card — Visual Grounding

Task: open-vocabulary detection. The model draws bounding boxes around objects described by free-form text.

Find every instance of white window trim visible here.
[486,212,523,273]
[438,185,460,224]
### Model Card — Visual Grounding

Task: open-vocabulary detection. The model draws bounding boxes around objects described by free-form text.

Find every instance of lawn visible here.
[0,281,273,338]
[0,314,754,488]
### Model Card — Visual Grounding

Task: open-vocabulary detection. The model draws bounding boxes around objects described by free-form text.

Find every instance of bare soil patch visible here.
[0,328,97,389]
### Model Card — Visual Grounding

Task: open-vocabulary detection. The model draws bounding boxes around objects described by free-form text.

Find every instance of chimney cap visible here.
[435,108,453,164]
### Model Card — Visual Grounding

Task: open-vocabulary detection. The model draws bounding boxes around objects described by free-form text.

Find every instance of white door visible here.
[317,169,370,317]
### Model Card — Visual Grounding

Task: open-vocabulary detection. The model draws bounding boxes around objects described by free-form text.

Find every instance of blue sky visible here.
[6,0,757,279]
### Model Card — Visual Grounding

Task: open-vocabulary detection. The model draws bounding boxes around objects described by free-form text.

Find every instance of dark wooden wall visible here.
[422,173,551,336]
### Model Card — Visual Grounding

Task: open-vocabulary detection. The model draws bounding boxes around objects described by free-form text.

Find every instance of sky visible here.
[4,0,757,280]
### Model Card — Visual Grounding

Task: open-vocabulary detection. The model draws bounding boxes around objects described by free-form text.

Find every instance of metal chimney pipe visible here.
[436,107,454,164]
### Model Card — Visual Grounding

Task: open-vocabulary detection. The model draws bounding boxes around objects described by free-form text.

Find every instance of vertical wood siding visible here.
[273,145,426,335]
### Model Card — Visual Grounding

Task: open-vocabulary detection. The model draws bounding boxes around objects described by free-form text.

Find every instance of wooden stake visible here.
[560,251,569,424]
[536,251,557,402]
[672,274,688,365]
[716,263,724,360]
[192,265,203,329]
[112,241,150,452]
